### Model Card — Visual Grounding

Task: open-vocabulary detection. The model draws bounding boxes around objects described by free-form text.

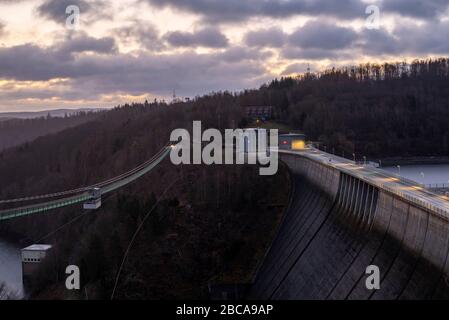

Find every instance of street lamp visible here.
[397,165,401,175]
[420,172,425,187]
[363,156,367,166]
[352,153,356,162]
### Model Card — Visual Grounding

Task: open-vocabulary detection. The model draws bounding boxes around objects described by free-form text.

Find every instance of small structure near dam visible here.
[279,134,306,151]
[21,244,52,284]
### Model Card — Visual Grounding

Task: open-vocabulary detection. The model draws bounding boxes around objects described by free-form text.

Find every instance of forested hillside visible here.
[238,58,449,158]
[1,58,448,299]
[0,96,289,299]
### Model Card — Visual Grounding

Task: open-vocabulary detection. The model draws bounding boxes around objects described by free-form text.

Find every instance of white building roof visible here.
[22,244,52,251]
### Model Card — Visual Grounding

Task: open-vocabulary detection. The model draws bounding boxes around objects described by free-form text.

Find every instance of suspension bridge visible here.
[0,145,171,222]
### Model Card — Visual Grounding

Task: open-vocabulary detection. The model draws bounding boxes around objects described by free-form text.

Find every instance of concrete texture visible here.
[249,153,449,299]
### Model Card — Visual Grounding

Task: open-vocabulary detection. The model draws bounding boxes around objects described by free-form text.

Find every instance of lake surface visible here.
[384,164,449,186]
[0,238,24,299]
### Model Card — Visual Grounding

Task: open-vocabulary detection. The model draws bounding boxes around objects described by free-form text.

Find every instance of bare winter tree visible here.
[0,282,18,300]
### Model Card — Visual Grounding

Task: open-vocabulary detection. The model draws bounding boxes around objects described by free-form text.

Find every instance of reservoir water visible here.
[0,238,24,299]
[384,164,449,186]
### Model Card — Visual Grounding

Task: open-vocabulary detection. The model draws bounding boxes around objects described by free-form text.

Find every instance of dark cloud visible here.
[37,0,90,23]
[289,21,358,50]
[281,18,449,61]
[69,52,267,97]
[392,20,449,55]
[355,20,449,57]
[0,35,117,81]
[57,34,117,56]
[0,41,270,100]
[146,0,449,23]
[146,0,366,22]
[281,22,356,61]
[37,0,111,25]
[244,21,359,59]
[164,28,229,48]
[381,0,449,19]
[357,28,403,56]
[244,27,286,48]
[114,22,163,51]
[0,44,75,81]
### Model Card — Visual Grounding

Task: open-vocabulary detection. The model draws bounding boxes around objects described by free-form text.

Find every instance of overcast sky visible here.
[0,0,448,111]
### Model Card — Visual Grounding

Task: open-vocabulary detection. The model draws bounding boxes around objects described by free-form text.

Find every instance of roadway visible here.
[279,147,449,221]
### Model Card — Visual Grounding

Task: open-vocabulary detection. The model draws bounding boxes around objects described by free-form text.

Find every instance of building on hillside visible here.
[279,133,306,150]
[244,106,273,121]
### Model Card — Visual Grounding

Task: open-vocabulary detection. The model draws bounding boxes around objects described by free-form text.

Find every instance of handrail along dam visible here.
[250,148,449,299]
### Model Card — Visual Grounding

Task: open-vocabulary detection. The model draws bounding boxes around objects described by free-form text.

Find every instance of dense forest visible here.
[0,97,289,299]
[237,58,449,159]
[1,57,448,299]
[2,58,448,162]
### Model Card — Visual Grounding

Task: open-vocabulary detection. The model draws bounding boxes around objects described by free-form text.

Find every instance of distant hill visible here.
[0,110,103,151]
[0,108,104,121]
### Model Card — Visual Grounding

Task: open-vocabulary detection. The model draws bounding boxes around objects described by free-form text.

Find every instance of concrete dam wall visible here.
[250,153,449,299]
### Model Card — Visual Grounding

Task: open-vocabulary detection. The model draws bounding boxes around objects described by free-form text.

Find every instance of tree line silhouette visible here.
[238,58,449,159]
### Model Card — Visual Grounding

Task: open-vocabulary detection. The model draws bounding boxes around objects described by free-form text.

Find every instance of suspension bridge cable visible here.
[33,212,87,244]
[110,177,180,300]
[0,146,171,221]
[0,144,170,204]
[31,194,114,244]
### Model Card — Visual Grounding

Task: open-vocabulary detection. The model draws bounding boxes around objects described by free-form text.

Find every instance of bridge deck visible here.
[0,147,170,221]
